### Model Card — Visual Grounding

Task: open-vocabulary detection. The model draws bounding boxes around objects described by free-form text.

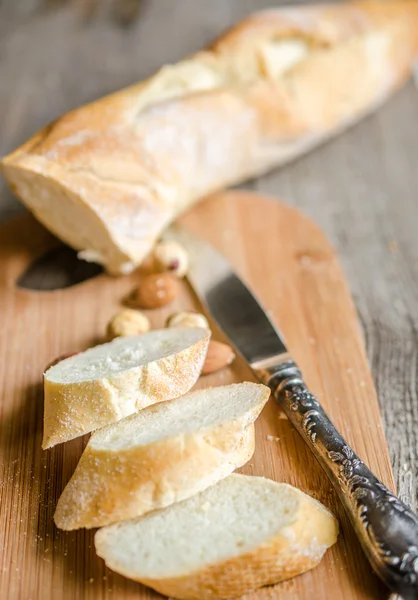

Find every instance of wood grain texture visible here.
[0,0,416,556]
[0,2,416,513]
[0,191,393,599]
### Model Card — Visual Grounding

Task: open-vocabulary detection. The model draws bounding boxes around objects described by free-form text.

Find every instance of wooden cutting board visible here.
[0,190,394,600]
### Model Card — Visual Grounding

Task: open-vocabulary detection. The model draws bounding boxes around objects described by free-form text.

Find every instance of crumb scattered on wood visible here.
[266,435,280,442]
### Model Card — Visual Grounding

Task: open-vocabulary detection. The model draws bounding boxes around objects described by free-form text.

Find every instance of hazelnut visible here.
[153,240,189,278]
[166,311,210,331]
[165,311,210,331]
[107,309,151,340]
[130,273,179,309]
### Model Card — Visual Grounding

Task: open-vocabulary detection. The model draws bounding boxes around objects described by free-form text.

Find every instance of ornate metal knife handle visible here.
[262,359,418,600]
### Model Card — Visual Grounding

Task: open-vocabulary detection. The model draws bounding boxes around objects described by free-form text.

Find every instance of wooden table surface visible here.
[0,0,416,516]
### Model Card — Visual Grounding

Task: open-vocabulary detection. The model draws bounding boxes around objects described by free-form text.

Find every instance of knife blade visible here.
[166,225,287,367]
[165,224,418,600]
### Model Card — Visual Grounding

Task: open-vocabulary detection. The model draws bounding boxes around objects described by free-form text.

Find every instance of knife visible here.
[165,225,418,600]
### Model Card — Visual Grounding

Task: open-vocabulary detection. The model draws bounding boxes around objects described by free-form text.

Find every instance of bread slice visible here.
[95,473,339,599]
[43,327,209,449]
[54,383,269,530]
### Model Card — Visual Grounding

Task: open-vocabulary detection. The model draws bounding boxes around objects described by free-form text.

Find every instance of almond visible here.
[201,341,235,375]
[129,273,179,309]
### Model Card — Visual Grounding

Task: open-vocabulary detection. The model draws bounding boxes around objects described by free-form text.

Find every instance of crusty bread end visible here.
[43,328,210,448]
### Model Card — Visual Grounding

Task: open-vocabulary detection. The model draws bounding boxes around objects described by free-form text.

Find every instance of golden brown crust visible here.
[43,331,210,449]
[2,1,418,273]
[212,1,418,50]
[142,497,338,600]
[54,422,256,530]
[95,477,339,600]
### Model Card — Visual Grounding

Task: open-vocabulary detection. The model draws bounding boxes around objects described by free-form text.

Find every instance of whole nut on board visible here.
[107,309,151,340]
[153,240,189,278]
[201,341,235,375]
[130,273,179,309]
[166,311,210,331]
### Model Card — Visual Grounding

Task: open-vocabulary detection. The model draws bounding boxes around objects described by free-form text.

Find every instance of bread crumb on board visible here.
[266,435,280,442]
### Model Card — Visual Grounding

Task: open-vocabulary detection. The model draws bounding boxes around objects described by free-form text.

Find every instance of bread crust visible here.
[95,475,339,600]
[55,421,256,530]
[2,1,418,273]
[142,493,338,599]
[43,330,210,449]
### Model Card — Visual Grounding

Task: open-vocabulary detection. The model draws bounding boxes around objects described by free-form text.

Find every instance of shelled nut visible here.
[129,273,179,309]
[153,240,189,278]
[201,341,235,375]
[166,311,210,331]
[107,309,150,340]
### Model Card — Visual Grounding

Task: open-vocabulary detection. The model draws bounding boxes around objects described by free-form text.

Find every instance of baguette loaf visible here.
[95,474,339,599]
[2,1,418,274]
[43,327,209,449]
[54,382,270,530]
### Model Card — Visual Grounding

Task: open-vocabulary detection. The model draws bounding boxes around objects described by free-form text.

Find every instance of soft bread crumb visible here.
[45,328,206,384]
[54,384,269,530]
[95,474,339,593]
[43,328,210,448]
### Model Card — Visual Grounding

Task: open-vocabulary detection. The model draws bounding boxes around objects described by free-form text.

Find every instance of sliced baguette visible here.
[43,327,209,449]
[54,383,269,530]
[95,473,339,599]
